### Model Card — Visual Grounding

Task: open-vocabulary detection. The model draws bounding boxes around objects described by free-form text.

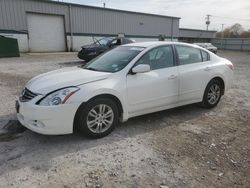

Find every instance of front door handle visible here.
[168,75,178,80]
[204,67,211,71]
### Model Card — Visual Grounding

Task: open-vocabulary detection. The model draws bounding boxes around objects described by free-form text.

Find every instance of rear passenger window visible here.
[201,50,209,61]
[176,46,202,65]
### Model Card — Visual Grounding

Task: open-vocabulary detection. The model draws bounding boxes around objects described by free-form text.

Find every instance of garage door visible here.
[27,14,66,52]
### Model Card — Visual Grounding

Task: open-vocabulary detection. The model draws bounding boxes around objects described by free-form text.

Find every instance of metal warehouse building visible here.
[179,28,216,43]
[0,0,216,53]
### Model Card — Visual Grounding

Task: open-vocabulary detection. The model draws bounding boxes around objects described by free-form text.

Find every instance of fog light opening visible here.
[31,120,45,128]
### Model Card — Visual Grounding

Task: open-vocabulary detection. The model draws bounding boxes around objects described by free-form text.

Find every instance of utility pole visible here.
[205,14,211,30]
[220,24,225,49]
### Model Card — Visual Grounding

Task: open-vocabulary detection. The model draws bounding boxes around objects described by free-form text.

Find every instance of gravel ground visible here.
[0,51,249,188]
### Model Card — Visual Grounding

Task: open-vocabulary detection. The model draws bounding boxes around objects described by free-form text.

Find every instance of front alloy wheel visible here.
[87,104,114,134]
[75,98,119,138]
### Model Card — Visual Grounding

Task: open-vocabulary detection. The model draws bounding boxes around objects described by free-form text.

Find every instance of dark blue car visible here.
[78,37,135,61]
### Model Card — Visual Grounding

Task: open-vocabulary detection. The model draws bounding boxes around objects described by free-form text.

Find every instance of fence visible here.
[211,38,250,51]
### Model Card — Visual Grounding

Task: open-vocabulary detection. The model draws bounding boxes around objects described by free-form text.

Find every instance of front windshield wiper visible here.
[85,67,99,71]
[84,67,113,73]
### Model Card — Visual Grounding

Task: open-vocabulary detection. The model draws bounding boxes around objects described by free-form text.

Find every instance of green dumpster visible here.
[0,35,20,58]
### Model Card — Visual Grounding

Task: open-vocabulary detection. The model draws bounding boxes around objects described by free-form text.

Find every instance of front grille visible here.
[20,88,38,102]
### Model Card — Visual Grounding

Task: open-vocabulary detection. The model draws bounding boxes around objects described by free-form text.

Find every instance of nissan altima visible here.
[16,42,234,138]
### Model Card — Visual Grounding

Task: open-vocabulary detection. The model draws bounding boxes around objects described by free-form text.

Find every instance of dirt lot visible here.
[0,51,249,188]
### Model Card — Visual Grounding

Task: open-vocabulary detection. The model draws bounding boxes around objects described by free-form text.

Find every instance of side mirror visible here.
[132,64,150,74]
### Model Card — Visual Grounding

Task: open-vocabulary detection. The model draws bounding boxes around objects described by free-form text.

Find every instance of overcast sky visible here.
[59,0,250,31]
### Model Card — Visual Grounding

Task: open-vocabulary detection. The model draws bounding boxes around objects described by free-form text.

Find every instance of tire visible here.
[202,79,223,108]
[75,98,119,138]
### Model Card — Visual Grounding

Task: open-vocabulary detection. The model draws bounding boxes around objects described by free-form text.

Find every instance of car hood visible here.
[81,43,99,49]
[26,67,111,94]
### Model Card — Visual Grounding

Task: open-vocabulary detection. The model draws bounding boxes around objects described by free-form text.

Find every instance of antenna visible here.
[206,14,211,30]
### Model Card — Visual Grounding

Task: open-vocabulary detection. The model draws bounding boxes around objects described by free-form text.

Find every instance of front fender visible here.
[69,86,129,122]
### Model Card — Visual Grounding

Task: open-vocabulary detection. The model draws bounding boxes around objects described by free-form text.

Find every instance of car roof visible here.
[124,41,200,48]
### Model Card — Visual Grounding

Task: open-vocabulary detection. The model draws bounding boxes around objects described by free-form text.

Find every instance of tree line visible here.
[216,23,250,38]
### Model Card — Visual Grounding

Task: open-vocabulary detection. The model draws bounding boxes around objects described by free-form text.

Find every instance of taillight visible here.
[226,63,234,71]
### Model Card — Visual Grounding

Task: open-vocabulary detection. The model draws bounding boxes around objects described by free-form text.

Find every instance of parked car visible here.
[194,43,218,54]
[16,42,233,138]
[78,37,135,61]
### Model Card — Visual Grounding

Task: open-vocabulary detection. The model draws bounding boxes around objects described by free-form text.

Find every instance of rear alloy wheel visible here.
[202,79,222,108]
[75,98,119,138]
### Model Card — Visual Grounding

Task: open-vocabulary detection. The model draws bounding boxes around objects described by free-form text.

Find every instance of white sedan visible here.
[16,42,234,138]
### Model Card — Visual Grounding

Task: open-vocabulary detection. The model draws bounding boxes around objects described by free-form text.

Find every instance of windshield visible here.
[83,46,145,73]
[95,38,113,46]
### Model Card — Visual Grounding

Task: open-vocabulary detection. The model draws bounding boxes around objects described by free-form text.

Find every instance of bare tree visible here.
[229,23,244,37]
[216,23,250,38]
[241,31,250,38]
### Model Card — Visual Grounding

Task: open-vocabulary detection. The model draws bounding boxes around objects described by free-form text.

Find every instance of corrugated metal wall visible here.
[179,29,216,39]
[0,0,179,37]
[212,38,250,51]
[0,0,70,32]
[71,6,179,37]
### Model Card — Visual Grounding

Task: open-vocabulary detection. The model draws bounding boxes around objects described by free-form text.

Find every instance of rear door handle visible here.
[204,67,211,71]
[168,75,178,80]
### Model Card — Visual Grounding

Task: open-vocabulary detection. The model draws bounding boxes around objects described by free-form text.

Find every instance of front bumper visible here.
[77,50,97,61]
[16,100,79,135]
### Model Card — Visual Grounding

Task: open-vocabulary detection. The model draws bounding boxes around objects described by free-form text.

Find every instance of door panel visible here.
[127,67,178,113]
[126,45,179,114]
[176,45,212,102]
[178,62,212,102]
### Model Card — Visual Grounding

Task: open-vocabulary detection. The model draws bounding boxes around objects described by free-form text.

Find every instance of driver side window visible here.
[135,46,174,70]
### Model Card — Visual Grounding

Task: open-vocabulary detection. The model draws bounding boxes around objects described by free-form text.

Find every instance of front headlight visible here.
[38,87,80,106]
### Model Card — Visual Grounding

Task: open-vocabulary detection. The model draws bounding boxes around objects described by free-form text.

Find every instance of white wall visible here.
[66,35,104,52]
[66,35,178,52]
[0,33,29,52]
[0,33,178,53]
[131,37,158,42]
[130,37,178,42]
